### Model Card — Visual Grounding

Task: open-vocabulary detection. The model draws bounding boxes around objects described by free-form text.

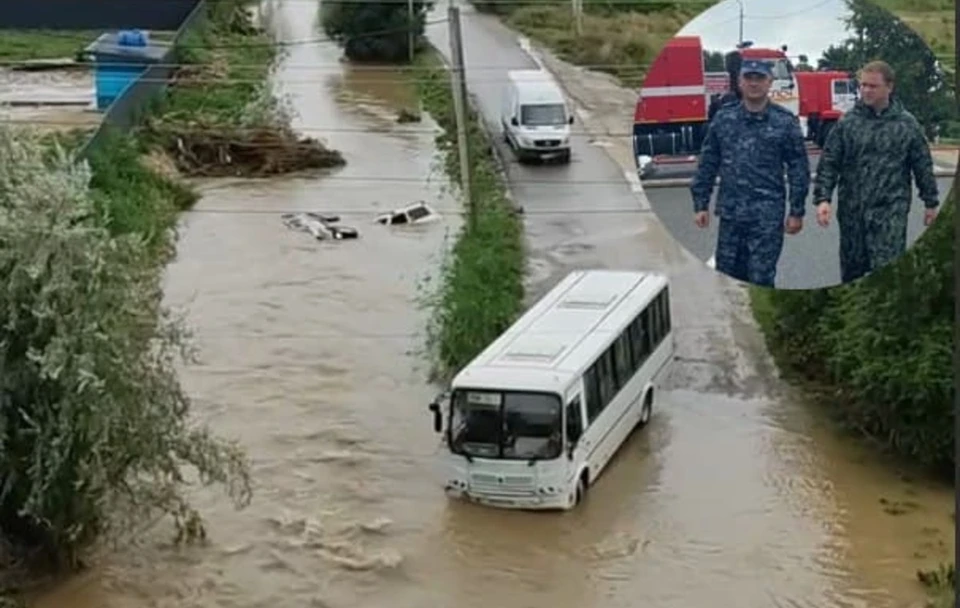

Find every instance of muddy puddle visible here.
[27,1,954,607]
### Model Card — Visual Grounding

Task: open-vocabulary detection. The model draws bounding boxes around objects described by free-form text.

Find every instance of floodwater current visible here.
[31,0,953,607]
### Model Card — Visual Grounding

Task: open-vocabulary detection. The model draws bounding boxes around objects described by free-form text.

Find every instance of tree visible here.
[703,50,725,71]
[321,0,433,63]
[819,0,955,137]
[0,126,251,578]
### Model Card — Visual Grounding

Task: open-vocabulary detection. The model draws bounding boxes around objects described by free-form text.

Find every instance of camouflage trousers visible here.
[837,204,909,284]
[714,219,785,288]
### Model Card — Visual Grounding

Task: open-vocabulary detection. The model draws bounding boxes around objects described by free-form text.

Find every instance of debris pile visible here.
[147,119,346,178]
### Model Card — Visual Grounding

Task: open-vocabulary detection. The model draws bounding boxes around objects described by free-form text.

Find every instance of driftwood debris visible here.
[146,120,346,178]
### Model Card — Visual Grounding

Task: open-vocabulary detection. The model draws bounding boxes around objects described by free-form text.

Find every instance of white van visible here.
[500,69,573,164]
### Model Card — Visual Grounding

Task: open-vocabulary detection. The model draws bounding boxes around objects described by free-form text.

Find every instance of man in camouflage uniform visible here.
[812,60,940,284]
[690,59,810,288]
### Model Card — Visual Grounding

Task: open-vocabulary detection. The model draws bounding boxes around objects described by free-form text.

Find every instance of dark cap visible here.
[740,59,773,77]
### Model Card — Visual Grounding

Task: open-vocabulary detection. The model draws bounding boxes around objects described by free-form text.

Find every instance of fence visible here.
[74,0,207,160]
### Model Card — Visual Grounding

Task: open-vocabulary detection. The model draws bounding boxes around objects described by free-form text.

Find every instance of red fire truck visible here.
[632,35,857,162]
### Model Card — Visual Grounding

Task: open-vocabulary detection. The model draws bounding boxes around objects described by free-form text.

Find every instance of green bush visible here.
[412,52,526,379]
[750,186,955,473]
[322,0,433,63]
[0,126,249,588]
[84,129,197,249]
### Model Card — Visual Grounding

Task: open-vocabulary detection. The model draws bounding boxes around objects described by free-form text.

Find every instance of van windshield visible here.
[449,389,563,460]
[520,103,567,127]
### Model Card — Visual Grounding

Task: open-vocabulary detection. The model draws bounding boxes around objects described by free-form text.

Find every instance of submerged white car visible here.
[281,212,359,240]
[375,201,439,226]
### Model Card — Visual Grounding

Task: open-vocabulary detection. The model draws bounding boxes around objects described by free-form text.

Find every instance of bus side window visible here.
[566,397,583,444]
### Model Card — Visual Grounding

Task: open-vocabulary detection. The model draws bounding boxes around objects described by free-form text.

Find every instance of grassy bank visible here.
[749,185,956,606]
[411,50,526,380]
[918,563,955,608]
[141,0,344,176]
[474,0,954,89]
[0,29,101,62]
[502,4,699,88]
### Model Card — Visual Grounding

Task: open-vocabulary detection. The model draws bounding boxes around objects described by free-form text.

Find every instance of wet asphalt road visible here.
[643,164,954,289]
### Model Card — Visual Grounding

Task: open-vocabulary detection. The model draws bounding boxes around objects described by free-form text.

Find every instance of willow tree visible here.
[0,126,251,581]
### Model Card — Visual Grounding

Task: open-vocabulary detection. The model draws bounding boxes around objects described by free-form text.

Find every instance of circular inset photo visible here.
[632,0,957,290]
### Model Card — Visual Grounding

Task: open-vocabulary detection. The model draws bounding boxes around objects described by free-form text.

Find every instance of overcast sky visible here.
[677,0,854,63]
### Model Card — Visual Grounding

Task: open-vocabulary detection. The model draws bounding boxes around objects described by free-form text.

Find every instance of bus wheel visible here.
[574,474,587,507]
[638,393,653,428]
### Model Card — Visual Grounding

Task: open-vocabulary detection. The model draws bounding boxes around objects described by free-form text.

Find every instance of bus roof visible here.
[450,270,669,394]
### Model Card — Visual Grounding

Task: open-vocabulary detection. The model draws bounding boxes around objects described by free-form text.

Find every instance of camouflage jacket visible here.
[812,98,939,212]
[691,100,811,224]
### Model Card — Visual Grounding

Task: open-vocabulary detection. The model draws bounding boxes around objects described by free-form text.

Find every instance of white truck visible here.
[500,69,574,164]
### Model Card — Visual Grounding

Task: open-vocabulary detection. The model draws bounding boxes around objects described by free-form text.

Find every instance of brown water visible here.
[31,1,953,607]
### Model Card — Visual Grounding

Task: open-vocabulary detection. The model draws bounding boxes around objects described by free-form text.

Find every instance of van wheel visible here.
[638,393,653,428]
[560,150,571,164]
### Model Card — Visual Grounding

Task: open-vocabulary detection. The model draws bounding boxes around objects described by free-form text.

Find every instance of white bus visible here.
[427,269,675,510]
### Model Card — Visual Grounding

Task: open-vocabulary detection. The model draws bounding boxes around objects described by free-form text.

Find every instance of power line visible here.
[0,52,954,71]
[8,120,960,150]
[0,120,645,139]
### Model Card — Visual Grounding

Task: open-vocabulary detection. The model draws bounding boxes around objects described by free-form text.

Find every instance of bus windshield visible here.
[449,389,563,460]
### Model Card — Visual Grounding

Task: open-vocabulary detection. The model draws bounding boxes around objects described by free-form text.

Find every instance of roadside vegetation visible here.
[142,0,344,176]
[470,0,706,88]
[750,179,955,608]
[411,51,526,380]
[321,0,433,62]
[748,191,954,473]
[0,123,252,604]
[0,29,100,62]
[471,0,954,92]
[917,562,955,608]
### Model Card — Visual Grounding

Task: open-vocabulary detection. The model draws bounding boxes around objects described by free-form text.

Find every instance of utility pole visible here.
[736,0,744,45]
[572,0,583,37]
[448,4,475,229]
[407,0,415,63]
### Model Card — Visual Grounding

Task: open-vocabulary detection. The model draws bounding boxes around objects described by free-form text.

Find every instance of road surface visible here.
[639,142,956,289]
[646,174,954,289]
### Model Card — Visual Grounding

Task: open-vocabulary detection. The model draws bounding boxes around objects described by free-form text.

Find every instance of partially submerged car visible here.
[374,201,439,226]
[281,212,359,240]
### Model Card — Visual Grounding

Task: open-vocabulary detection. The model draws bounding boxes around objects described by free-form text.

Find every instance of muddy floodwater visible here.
[31,0,953,607]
